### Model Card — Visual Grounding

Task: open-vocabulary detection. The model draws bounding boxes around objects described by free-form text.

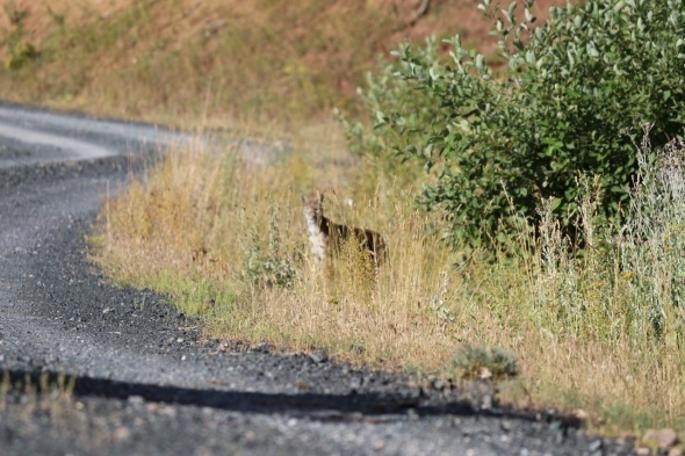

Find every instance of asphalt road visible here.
[0,103,636,455]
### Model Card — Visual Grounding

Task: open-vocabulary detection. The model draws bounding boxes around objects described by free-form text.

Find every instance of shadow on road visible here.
[2,368,581,427]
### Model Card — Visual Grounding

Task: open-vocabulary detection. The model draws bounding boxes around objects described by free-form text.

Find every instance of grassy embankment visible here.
[4,0,682,441]
[0,0,552,129]
[91,134,685,437]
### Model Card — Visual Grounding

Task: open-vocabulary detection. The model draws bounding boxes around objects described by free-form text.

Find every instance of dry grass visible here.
[91,130,685,437]
[0,372,170,449]
[0,372,79,436]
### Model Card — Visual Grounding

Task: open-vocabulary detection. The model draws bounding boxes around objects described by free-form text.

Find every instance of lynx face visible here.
[301,192,324,225]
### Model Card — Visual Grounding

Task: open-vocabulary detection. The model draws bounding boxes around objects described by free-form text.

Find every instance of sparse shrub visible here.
[620,136,685,342]
[46,7,65,28]
[452,344,519,381]
[2,1,38,70]
[430,271,455,328]
[528,135,685,347]
[346,0,685,247]
[243,210,296,289]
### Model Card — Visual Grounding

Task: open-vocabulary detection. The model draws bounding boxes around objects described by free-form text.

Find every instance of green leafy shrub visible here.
[346,0,685,247]
[243,211,296,289]
[1,2,39,70]
[452,344,519,380]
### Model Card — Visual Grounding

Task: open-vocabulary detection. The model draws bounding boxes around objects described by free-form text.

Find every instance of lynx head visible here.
[301,191,325,224]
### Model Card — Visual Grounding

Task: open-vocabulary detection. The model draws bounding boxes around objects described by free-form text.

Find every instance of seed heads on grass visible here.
[620,138,685,343]
[430,271,454,329]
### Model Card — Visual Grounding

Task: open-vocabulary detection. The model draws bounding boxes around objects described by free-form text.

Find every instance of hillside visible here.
[0,0,568,128]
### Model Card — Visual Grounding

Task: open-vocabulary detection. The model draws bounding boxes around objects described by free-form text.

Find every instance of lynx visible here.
[301,192,387,268]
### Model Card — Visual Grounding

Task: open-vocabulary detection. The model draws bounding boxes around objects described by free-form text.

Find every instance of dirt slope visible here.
[0,0,569,127]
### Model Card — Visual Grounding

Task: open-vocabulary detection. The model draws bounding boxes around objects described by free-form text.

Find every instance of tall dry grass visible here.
[91,132,685,436]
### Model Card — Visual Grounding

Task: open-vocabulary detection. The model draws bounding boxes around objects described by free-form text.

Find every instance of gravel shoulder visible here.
[0,105,636,455]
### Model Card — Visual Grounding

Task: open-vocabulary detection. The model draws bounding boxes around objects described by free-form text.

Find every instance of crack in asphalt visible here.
[0,104,636,455]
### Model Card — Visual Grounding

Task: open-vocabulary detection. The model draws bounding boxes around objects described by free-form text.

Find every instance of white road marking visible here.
[0,106,187,145]
[0,122,113,158]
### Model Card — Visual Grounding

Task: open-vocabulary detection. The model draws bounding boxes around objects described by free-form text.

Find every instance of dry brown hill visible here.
[0,0,569,127]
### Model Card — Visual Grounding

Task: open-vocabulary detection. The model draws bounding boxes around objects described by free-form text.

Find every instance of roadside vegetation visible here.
[5,0,682,442]
[92,128,685,437]
[345,0,685,248]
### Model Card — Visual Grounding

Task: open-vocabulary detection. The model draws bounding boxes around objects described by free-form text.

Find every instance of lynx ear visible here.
[300,193,306,204]
[318,192,325,204]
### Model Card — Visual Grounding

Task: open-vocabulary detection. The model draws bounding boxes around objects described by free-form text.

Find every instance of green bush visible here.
[2,2,39,70]
[243,211,296,289]
[345,0,685,248]
[452,344,519,381]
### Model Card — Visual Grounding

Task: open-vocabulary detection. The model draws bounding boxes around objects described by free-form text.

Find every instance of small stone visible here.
[635,448,650,456]
[114,427,130,441]
[176,337,184,343]
[309,349,328,364]
[295,381,310,390]
[432,377,446,391]
[643,428,679,449]
[588,440,603,452]
[255,341,272,352]
[160,406,177,418]
[669,447,684,456]
[480,394,493,410]
[128,395,144,406]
